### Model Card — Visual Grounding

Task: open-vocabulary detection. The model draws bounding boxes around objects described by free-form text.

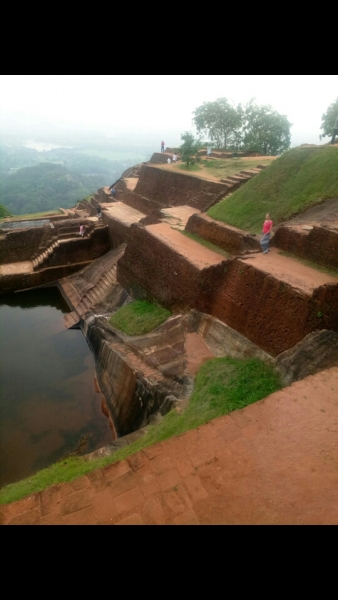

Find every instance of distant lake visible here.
[23,140,73,152]
[0,287,112,488]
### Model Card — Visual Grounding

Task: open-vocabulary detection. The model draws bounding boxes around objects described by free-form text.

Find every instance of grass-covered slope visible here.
[208,146,338,232]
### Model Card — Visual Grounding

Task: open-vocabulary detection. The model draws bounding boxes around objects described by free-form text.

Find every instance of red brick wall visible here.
[0,227,54,264]
[207,261,338,355]
[118,189,163,215]
[273,226,338,270]
[134,165,229,211]
[186,213,261,255]
[39,228,110,269]
[117,224,226,311]
[103,212,131,249]
[117,226,338,356]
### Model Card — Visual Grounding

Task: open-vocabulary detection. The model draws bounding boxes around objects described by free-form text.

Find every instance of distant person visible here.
[167,157,171,164]
[79,224,85,237]
[111,187,116,198]
[97,204,102,218]
[331,116,338,144]
[161,141,165,153]
[260,213,273,254]
[207,147,212,156]
[172,153,177,162]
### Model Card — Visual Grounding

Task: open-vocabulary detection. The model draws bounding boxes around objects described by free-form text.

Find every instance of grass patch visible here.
[208,146,338,233]
[177,229,231,259]
[277,251,338,277]
[203,157,274,179]
[178,163,202,172]
[0,356,281,505]
[109,300,171,335]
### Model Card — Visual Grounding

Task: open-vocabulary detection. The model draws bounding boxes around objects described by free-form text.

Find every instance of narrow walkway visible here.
[146,223,224,268]
[104,201,146,225]
[0,261,33,275]
[240,248,338,293]
[2,367,338,525]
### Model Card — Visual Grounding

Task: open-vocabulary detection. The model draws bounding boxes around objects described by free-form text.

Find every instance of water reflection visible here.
[0,287,112,487]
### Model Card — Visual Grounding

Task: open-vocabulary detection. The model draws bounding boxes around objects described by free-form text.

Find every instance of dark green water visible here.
[0,287,112,488]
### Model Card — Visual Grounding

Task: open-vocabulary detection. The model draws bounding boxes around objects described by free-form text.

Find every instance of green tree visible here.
[193,98,243,149]
[180,131,201,167]
[0,204,11,219]
[242,100,292,155]
[319,97,338,140]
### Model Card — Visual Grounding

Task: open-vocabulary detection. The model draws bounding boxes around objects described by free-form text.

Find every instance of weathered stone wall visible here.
[207,261,338,356]
[117,189,163,215]
[103,212,131,249]
[272,226,338,270]
[134,165,229,211]
[85,319,180,436]
[40,227,110,269]
[0,262,92,294]
[117,226,338,356]
[0,227,54,264]
[275,330,338,386]
[149,152,173,164]
[117,224,227,311]
[185,213,260,255]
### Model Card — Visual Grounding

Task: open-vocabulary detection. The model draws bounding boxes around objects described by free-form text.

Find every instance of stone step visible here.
[95,284,106,296]
[239,169,261,176]
[226,175,250,182]
[87,290,100,303]
[64,311,80,329]
[220,180,235,187]
[77,302,88,315]
[106,272,116,284]
[99,278,110,290]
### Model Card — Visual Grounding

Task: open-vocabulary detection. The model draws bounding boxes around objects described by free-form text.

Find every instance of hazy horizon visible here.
[1,75,337,149]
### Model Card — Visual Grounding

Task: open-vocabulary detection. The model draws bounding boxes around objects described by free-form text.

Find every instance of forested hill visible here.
[0,162,110,215]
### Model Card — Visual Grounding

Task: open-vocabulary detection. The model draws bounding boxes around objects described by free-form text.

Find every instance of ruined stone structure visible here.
[1,155,338,440]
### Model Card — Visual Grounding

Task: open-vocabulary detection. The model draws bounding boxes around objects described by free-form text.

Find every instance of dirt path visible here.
[2,366,338,525]
[241,248,337,293]
[146,223,224,268]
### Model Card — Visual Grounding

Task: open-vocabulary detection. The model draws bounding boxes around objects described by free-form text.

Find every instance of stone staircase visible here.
[220,165,265,191]
[63,264,118,328]
[32,222,105,271]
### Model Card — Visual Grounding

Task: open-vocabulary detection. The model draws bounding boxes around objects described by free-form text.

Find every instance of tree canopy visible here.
[180,131,202,166]
[320,97,338,140]
[192,97,292,155]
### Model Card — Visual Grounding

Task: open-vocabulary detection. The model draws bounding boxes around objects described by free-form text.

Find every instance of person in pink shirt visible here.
[260,213,273,253]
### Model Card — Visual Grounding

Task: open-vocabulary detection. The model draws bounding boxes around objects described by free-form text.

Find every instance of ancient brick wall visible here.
[207,261,338,356]
[186,213,261,255]
[0,227,54,264]
[117,224,225,311]
[0,262,91,294]
[117,225,338,356]
[273,226,338,270]
[40,228,110,268]
[118,189,163,215]
[103,212,131,249]
[134,165,228,211]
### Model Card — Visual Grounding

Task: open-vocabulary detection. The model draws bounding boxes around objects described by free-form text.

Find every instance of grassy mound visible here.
[109,300,171,335]
[0,357,281,505]
[208,146,338,232]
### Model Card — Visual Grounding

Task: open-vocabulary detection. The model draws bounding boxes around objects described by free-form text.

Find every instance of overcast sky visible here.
[1,75,337,147]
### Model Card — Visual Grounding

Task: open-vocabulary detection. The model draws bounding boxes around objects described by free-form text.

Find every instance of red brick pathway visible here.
[2,367,338,525]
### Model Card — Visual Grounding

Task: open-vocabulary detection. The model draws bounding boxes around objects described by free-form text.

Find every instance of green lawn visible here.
[109,300,171,335]
[208,146,338,233]
[202,156,275,179]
